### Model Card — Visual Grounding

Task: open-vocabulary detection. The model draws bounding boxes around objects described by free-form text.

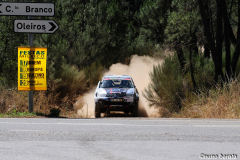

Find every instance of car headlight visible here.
[98,93,106,97]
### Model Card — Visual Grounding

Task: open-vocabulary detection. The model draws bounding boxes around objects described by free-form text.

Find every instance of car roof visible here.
[102,75,132,80]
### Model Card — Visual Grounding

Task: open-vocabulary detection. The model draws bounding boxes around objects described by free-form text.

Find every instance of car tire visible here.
[132,103,138,117]
[95,105,101,118]
[124,110,129,114]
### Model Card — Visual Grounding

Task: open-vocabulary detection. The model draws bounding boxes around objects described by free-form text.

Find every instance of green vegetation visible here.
[144,54,185,112]
[1,0,240,118]
[0,110,36,118]
[144,51,216,112]
[143,0,240,117]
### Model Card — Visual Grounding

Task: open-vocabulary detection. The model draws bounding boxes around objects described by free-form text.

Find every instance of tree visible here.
[198,0,240,81]
[165,0,201,77]
[134,0,171,46]
[0,16,27,86]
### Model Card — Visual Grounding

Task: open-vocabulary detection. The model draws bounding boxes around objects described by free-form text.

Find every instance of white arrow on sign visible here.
[0,2,54,16]
[14,20,59,34]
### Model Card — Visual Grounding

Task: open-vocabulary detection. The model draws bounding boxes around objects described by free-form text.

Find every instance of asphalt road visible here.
[0,118,240,160]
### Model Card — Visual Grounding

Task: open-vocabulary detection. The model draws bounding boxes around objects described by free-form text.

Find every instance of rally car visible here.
[94,75,139,118]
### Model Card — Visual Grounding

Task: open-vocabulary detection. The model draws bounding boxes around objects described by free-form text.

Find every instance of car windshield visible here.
[101,79,133,88]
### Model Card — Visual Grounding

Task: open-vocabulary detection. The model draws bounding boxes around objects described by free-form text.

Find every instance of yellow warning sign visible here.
[18,47,47,91]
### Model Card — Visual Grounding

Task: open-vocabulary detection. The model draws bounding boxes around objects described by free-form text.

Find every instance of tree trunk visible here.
[215,0,224,82]
[224,19,231,81]
[230,0,240,78]
[222,0,237,45]
[190,45,197,90]
[175,47,186,74]
[203,28,210,58]
[198,0,216,55]
[199,0,221,82]
[204,46,210,58]
[190,29,198,56]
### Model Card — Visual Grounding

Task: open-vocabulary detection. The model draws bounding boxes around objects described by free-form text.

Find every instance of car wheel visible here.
[95,105,101,118]
[124,110,129,114]
[132,103,138,117]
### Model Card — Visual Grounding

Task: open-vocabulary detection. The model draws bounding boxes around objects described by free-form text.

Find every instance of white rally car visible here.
[94,75,139,118]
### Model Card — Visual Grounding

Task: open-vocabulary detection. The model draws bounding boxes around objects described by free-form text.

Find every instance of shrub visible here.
[33,63,86,113]
[54,64,85,101]
[143,52,215,113]
[84,62,103,88]
[143,54,184,112]
[49,108,61,117]
[184,54,215,92]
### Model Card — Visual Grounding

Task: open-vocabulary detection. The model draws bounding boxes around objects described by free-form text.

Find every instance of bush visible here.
[49,108,61,117]
[143,52,215,113]
[84,62,103,88]
[34,63,86,113]
[143,54,184,112]
[53,64,85,100]
[184,54,215,92]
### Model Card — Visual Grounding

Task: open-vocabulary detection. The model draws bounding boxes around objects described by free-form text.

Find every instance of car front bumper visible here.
[95,97,138,111]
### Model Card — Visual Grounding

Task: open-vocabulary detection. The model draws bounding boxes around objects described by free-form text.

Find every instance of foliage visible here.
[1,0,240,119]
[0,15,27,87]
[134,0,171,46]
[143,54,184,112]
[144,52,215,113]
[84,62,103,87]
[184,53,215,91]
[165,0,201,49]
[54,63,86,99]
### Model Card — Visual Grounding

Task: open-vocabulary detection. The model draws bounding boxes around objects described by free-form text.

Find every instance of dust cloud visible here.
[73,88,96,118]
[74,55,163,118]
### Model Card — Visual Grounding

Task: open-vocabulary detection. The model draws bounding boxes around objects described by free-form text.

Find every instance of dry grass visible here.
[0,88,85,117]
[0,88,28,113]
[0,63,100,118]
[0,80,92,118]
[33,81,86,117]
[0,80,85,117]
[173,81,240,119]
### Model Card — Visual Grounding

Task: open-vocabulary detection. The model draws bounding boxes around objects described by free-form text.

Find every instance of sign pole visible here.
[28,16,33,113]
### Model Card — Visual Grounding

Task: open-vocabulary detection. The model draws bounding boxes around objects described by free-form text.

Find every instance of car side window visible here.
[129,81,133,88]
[131,80,135,88]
